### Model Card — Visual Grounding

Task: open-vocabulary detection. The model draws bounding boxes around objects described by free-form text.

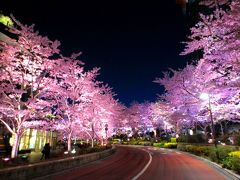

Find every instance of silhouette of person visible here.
[41,143,51,160]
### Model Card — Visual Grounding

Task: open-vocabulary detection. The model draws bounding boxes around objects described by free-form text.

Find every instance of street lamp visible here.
[200,93,216,147]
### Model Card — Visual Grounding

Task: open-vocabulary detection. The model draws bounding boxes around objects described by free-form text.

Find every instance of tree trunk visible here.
[203,125,208,143]
[11,133,20,159]
[220,122,224,136]
[91,123,95,139]
[90,137,94,148]
[67,132,72,152]
[101,136,104,146]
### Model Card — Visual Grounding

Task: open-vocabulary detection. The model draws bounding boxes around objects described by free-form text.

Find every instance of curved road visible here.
[41,146,231,180]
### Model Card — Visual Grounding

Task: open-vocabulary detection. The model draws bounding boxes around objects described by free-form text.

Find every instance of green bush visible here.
[111,139,121,144]
[222,157,232,169]
[230,157,240,173]
[170,138,177,143]
[178,134,205,143]
[153,142,177,148]
[185,145,194,152]
[143,141,153,146]
[177,143,187,151]
[237,135,240,146]
[163,142,177,149]
[209,146,234,163]
[223,156,240,173]
[138,141,146,145]
[193,146,210,156]
[153,142,165,148]
[177,144,211,156]
[229,151,240,158]
[78,145,112,155]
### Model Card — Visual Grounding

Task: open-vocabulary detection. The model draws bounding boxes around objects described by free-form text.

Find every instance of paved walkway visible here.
[20,150,62,163]
[28,151,42,163]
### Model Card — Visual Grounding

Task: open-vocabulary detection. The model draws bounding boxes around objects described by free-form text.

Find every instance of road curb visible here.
[175,149,240,180]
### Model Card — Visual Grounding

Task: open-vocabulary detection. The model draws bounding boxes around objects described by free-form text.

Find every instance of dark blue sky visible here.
[2,0,191,106]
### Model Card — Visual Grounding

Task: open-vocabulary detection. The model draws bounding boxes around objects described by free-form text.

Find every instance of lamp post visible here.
[200,93,216,147]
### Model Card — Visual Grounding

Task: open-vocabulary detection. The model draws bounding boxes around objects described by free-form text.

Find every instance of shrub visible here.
[143,141,152,146]
[185,145,194,152]
[138,141,146,145]
[222,157,232,169]
[163,143,177,149]
[170,138,177,143]
[177,144,211,156]
[153,142,165,148]
[230,157,240,173]
[129,140,139,145]
[178,134,205,143]
[77,143,91,149]
[177,143,187,151]
[193,146,210,156]
[229,151,240,158]
[209,147,234,163]
[111,139,121,144]
[223,156,240,173]
[237,135,240,146]
[78,145,112,155]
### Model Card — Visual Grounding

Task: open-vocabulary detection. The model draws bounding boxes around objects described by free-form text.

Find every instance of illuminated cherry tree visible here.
[151,101,176,134]
[44,55,101,151]
[82,84,123,146]
[182,0,240,88]
[45,57,122,149]
[0,17,60,158]
[181,0,240,121]
[154,0,240,138]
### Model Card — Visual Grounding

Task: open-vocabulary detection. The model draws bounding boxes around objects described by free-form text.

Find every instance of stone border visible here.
[0,146,116,180]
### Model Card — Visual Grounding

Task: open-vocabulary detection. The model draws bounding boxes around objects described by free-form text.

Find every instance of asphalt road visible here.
[43,146,231,180]
[139,147,229,180]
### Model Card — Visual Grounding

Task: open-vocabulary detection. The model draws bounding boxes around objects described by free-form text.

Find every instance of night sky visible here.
[1,0,191,106]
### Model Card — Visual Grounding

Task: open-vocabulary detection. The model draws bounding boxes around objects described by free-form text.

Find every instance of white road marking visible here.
[132,149,152,180]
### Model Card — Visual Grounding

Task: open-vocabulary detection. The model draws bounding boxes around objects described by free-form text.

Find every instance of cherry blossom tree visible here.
[181,0,240,124]
[43,55,101,151]
[81,84,123,146]
[154,0,240,140]
[181,0,240,90]
[151,101,176,135]
[0,16,60,158]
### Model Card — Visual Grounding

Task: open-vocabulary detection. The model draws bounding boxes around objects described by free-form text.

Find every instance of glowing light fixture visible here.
[189,129,193,135]
[64,151,69,155]
[71,149,76,154]
[2,157,10,162]
[200,93,209,100]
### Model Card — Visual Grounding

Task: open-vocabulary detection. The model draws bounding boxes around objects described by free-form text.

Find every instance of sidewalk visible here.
[28,151,42,163]
[27,149,63,163]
